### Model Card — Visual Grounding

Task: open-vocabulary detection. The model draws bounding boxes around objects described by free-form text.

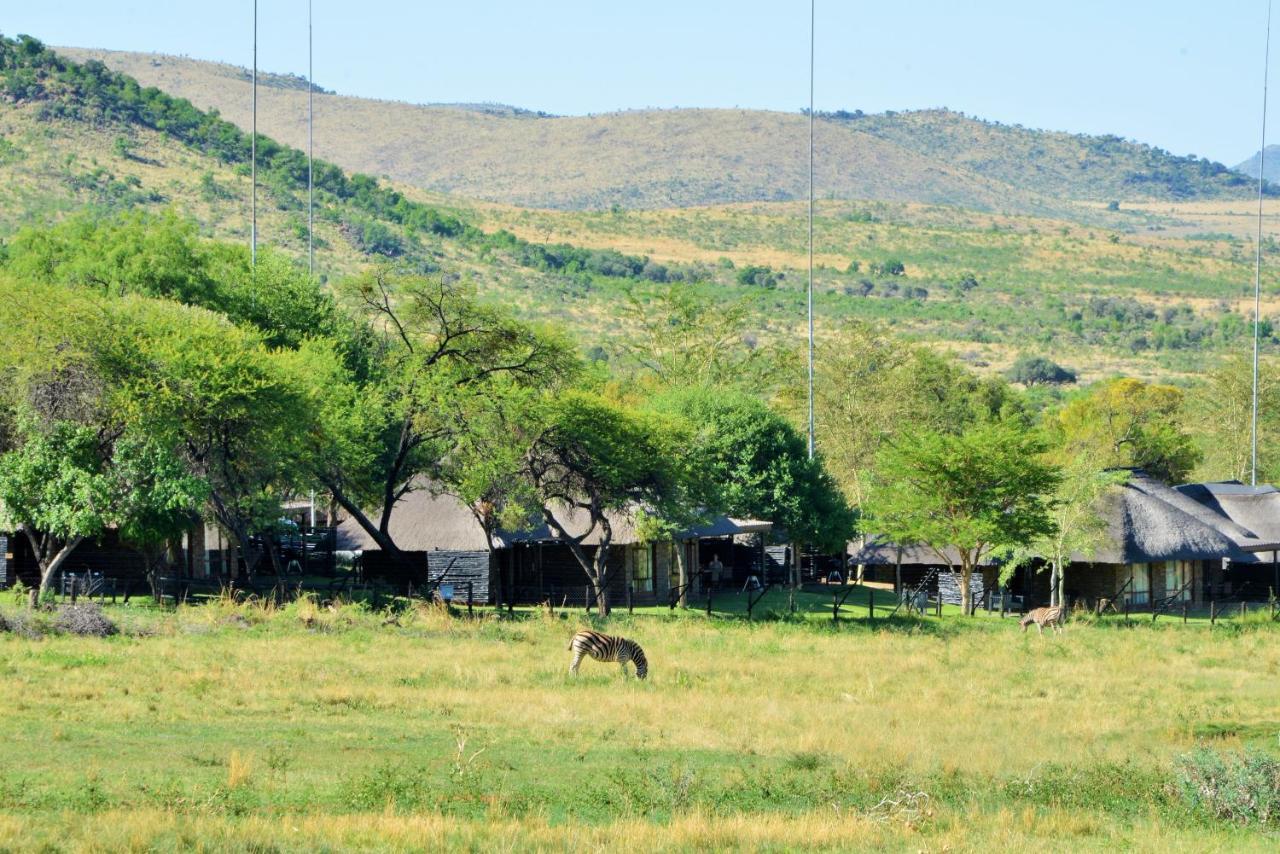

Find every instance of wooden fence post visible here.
[627,583,633,615]
[585,585,591,614]
[1182,602,1187,624]
[467,582,473,618]
[1210,600,1216,627]
[832,590,838,623]
[868,586,875,622]
[1241,601,1247,620]
[706,588,713,617]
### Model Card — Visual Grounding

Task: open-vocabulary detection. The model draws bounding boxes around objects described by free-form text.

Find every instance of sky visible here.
[6,1,1277,165]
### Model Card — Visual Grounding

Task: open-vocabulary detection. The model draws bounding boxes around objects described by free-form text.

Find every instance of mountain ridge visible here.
[55,46,1259,214]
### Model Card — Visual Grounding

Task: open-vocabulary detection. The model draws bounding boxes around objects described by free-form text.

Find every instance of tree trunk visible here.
[959,560,974,616]
[325,482,405,557]
[33,534,86,600]
[1048,562,1059,607]
[1055,560,1066,608]
[674,541,689,608]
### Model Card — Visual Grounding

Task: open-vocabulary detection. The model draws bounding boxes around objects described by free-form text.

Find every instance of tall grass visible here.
[0,603,1277,850]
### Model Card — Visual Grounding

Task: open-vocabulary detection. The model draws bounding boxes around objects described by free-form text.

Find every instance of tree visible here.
[521,392,691,615]
[799,324,1023,513]
[1007,355,1077,387]
[1186,354,1280,484]
[648,387,853,552]
[613,284,786,391]
[0,283,212,596]
[1054,378,1200,483]
[867,423,1059,615]
[1001,459,1127,607]
[314,271,577,561]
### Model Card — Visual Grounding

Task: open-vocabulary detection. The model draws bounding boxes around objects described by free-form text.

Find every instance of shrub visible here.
[52,603,118,637]
[1007,355,1077,386]
[1175,747,1280,826]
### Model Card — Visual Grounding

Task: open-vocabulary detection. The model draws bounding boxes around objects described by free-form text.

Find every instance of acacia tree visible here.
[867,422,1059,614]
[520,391,690,615]
[1001,458,1127,606]
[800,324,1020,513]
[313,271,576,560]
[613,284,786,391]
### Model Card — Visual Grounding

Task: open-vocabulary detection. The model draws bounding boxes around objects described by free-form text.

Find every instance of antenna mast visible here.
[308,0,314,276]
[806,0,816,460]
[251,0,258,266]
[1253,0,1273,486]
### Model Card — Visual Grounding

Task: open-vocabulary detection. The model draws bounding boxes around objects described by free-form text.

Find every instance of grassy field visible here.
[1,590,1278,851]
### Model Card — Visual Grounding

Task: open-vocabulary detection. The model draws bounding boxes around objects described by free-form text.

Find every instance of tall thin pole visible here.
[308,0,314,276]
[251,0,258,266]
[1254,0,1273,486]
[806,0,815,460]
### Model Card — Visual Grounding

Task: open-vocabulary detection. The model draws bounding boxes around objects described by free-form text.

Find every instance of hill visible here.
[4,36,1280,385]
[57,47,1258,214]
[1234,144,1280,184]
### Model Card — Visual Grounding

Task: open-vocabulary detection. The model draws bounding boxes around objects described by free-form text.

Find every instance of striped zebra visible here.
[1020,605,1066,635]
[567,629,649,680]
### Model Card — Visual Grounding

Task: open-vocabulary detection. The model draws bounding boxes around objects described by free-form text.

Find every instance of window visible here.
[630,546,653,594]
[1166,561,1191,602]
[1130,562,1150,606]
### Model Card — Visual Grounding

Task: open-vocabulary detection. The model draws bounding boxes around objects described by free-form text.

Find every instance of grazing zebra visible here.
[1020,605,1066,635]
[567,629,649,680]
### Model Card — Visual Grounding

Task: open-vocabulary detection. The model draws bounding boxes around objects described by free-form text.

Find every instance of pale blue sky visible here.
[6,1,1275,164]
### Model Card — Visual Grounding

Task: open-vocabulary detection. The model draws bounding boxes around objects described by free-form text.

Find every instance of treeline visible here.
[0,209,1274,615]
[0,212,851,613]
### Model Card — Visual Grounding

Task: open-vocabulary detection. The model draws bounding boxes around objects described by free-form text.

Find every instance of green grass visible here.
[1,595,1279,850]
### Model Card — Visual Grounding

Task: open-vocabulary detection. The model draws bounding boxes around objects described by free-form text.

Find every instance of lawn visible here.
[0,592,1278,851]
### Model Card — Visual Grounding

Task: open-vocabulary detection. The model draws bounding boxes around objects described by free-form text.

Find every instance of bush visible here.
[735,265,780,289]
[1007,355,1077,386]
[1175,747,1280,826]
[52,603,118,637]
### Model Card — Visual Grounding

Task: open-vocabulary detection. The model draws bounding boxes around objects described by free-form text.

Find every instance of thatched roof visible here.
[336,479,770,553]
[1176,481,1280,562]
[847,470,1280,568]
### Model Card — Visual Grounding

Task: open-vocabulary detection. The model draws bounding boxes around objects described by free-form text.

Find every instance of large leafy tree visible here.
[867,422,1060,614]
[648,387,854,552]
[108,297,319,576]
[520,391,691,615]
[1054,377,1200,484]
[312,271,577,558]
[0,283,211,595]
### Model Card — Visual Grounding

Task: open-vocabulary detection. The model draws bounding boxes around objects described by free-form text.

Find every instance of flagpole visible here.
[251,0,258,267]
[1253,0,1273,486]
[806,0,816,461]
[308,0,314,276]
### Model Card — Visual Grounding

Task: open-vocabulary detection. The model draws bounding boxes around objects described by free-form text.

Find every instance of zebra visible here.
[567,629,649,680]
[1020,605,1066,635]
